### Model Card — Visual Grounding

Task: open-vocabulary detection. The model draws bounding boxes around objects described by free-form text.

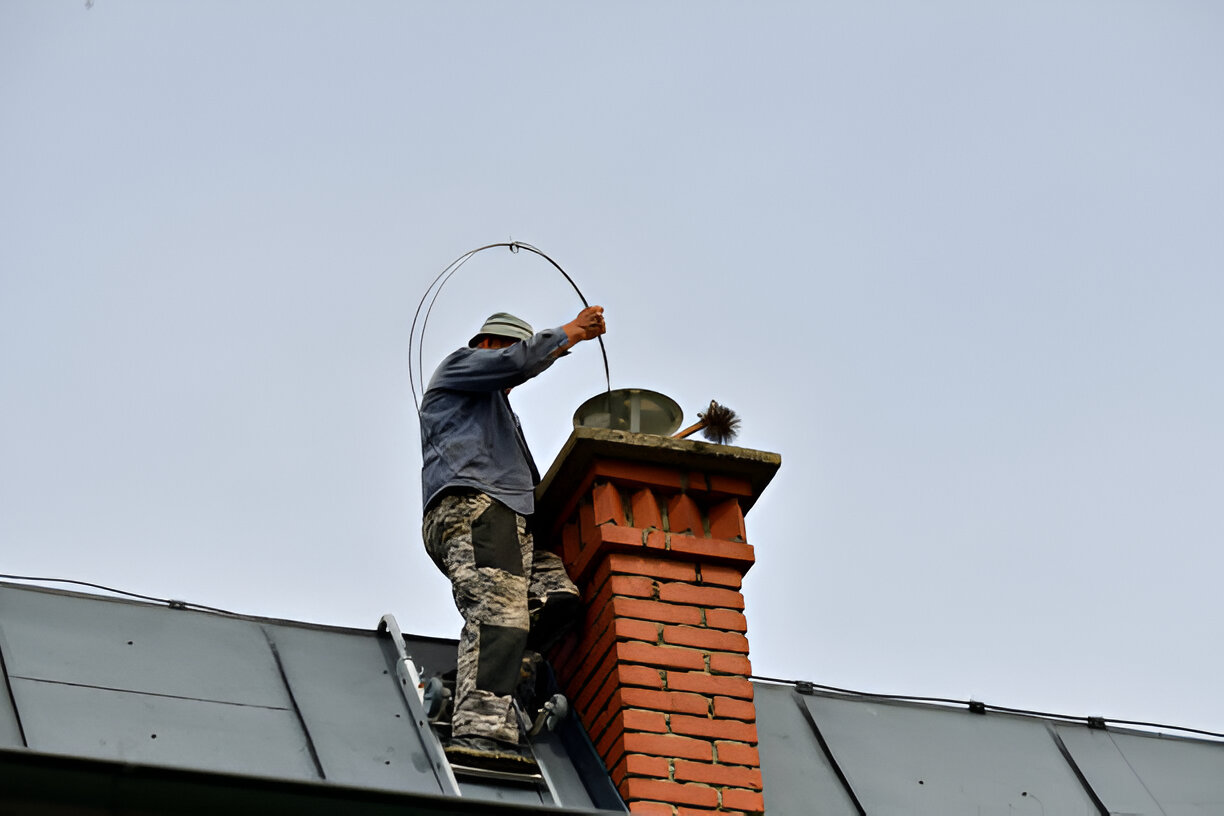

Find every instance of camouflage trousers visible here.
[422,490,579,745]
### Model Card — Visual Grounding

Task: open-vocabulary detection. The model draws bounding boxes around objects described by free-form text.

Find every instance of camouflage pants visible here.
[422,490,578,745]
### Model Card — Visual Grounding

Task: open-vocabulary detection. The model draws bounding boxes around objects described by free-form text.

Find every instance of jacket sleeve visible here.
[427,327,568,392]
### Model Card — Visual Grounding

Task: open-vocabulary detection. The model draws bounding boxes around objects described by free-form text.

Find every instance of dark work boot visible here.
[445,735,539,774]
[528,592,583,653]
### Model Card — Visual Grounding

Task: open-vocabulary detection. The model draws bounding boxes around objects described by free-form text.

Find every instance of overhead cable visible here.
[750,673,1224,741]
[0,574,236,616]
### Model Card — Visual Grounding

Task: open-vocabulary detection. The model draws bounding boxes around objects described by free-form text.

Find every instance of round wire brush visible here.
[673,400,741,445]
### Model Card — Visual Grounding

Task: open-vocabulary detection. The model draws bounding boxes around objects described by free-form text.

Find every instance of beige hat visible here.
[468,312,534,347]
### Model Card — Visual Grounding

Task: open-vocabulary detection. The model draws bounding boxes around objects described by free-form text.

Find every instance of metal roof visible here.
[2,580,1222,815]
[754,681,1224,815]
[0,581,623,814]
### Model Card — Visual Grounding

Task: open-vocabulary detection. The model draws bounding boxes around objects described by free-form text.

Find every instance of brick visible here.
[667,537,755,568]
[596,716,625,757]
[622,779,719,809]
[709,652,752,676]
[705,608,748,633]
[707,499,746,542]
[623,732,713,761]
[583,570,616,606]
[576,660,620,718]
[704,474,753,497]
[599,524,650,548]
[714,741,760,766]
[666,672,754,700]
[577,588,615,633]
[671,715,758,744]
[666,494,703,536]
[556,626,608,688]
[609,574,656,599]
[674,760,763,790]
[570,626,617,691]
[549,629,578,669]
[587,558,624,600]
[721,788,765,812]
[697,563,743,589]
[587,702,619,746]
[607,552,696,583]
[602,732,627,771]
[627,802,674,816]
[617,641,707,671]
[611,597,704,626]
[570,644,620,713]
[593,460,685,490]
[713,696,757,721]
[562,521,583,567]
[615,753,671,780]
[615,617,662,644]
[678,808,733,816]
[619,687,711,716]
[580,501,599,547]
[618,663,667,689]
[593,482,627,525]
[663,626,749,654]
[623,708,669,733]
[630,488,665,530]
[658,583,745,610]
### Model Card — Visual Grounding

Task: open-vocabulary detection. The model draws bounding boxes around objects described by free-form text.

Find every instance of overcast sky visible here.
[3,2,1223,737]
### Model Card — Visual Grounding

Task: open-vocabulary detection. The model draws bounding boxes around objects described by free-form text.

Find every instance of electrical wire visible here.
[0,574,237,616]
[407,241,611,414]
[7,572,1215,741]
[749,674,1224,740]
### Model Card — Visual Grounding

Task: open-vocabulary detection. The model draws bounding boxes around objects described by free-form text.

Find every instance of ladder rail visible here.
[377,613,462,797]
[378,613,570,806]
[514,697,563,804]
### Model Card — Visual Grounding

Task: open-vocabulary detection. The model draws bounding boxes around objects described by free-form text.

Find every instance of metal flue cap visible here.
[573,388,684,436]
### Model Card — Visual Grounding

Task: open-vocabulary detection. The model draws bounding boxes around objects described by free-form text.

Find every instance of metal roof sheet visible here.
[4,580,1223,815]
[753,682,1224,815]
[0,582,623,813]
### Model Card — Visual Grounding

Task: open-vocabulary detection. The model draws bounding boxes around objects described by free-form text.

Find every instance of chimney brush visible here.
[673,400,741,445]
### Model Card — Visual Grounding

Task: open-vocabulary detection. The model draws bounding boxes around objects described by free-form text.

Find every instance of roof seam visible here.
[8,675,293,712]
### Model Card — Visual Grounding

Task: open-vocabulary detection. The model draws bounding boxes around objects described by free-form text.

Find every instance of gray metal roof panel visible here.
[753,682,859,816]
[11,677,321,778]
[0,637,23,748]
[800,691,1097,815]
[1106,729,1224,814]
[0,582,622,812]
[0,582,292,707]
[1057,724,1224,816]
[259,622,440,793]
[7,580,1221,816]
[754,682,1224,816]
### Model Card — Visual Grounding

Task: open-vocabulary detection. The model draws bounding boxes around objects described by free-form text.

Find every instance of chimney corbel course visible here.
[536,428,780,816]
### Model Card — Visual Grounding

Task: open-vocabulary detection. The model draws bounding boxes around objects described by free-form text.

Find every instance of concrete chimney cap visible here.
[468,312,534,347]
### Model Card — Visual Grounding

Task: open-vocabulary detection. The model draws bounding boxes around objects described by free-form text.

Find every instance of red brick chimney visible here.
[536,427,780,816]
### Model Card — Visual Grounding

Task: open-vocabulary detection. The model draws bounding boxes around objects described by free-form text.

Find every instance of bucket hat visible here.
[468,312,534,347]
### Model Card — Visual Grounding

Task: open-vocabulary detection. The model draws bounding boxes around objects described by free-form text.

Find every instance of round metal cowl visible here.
[573,388,684,436]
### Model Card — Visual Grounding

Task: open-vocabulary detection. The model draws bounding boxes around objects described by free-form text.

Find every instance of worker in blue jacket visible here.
[420,306,605,771]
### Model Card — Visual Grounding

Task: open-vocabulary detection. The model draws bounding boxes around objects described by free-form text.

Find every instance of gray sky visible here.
[3,2,1223,736]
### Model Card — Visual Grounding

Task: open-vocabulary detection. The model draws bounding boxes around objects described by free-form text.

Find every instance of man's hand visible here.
[560,306,606,352]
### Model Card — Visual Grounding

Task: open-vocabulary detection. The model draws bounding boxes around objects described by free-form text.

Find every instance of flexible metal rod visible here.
[408,242,611,414]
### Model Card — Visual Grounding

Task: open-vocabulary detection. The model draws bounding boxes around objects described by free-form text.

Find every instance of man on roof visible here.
[419,306,606,772]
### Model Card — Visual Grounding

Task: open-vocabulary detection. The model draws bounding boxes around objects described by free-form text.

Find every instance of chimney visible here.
[536,427,780,816]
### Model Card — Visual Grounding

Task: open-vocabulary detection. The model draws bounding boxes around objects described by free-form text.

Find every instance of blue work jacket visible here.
[419,327,568,516]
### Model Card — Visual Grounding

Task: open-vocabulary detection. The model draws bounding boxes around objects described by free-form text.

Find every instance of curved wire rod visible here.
[408,242,611,414]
